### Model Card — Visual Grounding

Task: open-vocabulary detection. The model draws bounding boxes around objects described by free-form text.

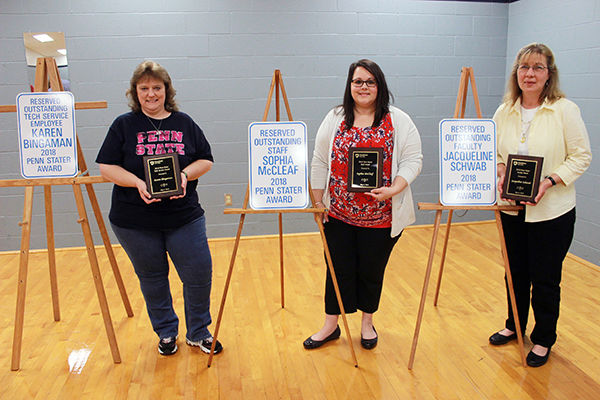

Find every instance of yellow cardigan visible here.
[493,97,592,222]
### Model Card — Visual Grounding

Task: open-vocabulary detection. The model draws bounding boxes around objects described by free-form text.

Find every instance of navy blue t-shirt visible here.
[96,111,213,230]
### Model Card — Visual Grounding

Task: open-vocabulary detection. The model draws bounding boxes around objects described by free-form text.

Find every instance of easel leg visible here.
[44,186,60,321]
[433,210,453,306]
[84,183,134,317]
[408,209,443,369]
[494,210,527,367]
[453,68,468,118]
[72,184,121,363]
[316,218,359,368]
[208,213,246,367]
[279,213,284,309]
[11,186,34,371]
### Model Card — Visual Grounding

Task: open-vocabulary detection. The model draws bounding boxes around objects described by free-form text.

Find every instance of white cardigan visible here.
[311,106,423,237]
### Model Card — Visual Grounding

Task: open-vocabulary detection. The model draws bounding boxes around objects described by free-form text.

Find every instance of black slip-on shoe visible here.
[303,325,341,349]
[489,331,517,345]
[526,347,551,367]
[361,327,378,350]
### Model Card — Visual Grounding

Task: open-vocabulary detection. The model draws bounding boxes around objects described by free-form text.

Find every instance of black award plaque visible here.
[502,154,544,203]
[143,154,183,199]
[347,147,384,192]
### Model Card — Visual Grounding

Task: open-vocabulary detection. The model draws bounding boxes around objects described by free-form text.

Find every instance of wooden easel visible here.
[0,57,133,371]
[207,70,358,368]
[407,67,527,369]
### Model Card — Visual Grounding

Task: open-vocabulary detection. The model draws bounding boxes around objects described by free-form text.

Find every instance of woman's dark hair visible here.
[342,59,392,130]
[127,60,179,113]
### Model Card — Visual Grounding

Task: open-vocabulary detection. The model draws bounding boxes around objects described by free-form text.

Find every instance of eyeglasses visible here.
[518,64,548,73]
[351,79,377,88]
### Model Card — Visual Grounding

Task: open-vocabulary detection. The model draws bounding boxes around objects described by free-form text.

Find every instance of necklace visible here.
[146,114,164,134]
[520,106,538,143]
[520,124,530,143]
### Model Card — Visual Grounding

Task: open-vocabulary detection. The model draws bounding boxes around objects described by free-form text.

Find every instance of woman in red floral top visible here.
[304,59,423,350]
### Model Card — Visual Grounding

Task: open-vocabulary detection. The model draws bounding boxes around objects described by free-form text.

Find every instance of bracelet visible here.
[545,175,556,186]
[182,170,188,179]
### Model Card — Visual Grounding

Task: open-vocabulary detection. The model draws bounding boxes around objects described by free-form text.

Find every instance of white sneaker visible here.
[158,336,178,355]
[186,336,223,354]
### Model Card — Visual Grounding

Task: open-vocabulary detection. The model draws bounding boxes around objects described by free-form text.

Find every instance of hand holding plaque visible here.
[347,147,383,192]
[501,154,544,203]
[143,154,184,199]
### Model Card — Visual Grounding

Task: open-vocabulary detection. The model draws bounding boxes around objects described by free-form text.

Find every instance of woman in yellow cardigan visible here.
[490,43,592,367]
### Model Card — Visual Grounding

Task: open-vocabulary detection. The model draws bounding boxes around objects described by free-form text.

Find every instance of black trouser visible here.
[323,217,401,315]
[500,207,575,348]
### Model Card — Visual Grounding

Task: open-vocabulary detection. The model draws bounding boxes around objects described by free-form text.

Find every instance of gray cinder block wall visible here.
[504,0,600,265]
[0,0,598,266]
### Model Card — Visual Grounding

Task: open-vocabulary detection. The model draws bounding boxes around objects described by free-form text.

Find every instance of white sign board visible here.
[248,121,309,210]
[439,119,496,206]
[16,92,78,178]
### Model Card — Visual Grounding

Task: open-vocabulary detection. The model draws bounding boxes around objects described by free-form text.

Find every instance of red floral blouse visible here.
[328,113,394,227]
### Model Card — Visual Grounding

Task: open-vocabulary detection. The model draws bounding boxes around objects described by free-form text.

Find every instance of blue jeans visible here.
[111,215,213,341]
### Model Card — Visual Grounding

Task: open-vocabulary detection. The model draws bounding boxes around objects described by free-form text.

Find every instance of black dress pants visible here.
[500,207,575,347]
[323,217,400,315]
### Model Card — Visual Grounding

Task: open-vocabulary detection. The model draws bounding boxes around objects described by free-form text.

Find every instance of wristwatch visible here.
[545,175,556,186]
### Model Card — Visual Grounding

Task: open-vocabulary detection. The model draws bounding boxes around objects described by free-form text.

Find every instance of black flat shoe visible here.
[489,331,517,345]
[361,326,378,350]
[527,347,551,367]
[303,325,341,349]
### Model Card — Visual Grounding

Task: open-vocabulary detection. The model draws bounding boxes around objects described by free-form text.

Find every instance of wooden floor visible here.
[1,221,599,399]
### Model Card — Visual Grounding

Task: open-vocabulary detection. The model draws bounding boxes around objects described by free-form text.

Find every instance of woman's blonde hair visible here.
[126,60,179,113]
[504,42,564,105]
